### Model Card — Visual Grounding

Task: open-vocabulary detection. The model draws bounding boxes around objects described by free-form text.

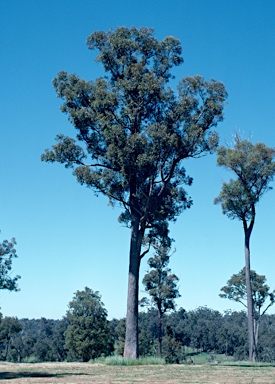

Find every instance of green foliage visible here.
[220,268,275,317]
[257,314,275,362]
[0,236,20,291]
[42,26,227,357]
[215,135,275,362]
[42,26,227,245]
[218,311,248,359]
[162,325,185,363]
[183,307,224,352]
[103,355,165,365]
[1,317,69,363]
[115,312,159,357]
[0,316,22,361]
[142,244,180,357]
[114,317,126,356]
[220,268,275,358]
[138,310,159,357]
[142,245,180,314]
[65,287,114,362]
[214,135,275,221]
[4,309,275,363]
[52,317,70,361]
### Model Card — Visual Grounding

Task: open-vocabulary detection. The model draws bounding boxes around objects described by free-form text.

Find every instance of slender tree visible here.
[220,268,275,351]
[214,135,275,361]
[142,245,180,357]
[42,27,227,357]
[0,236,20,292]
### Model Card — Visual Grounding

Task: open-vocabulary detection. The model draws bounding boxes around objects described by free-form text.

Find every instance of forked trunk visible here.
[124,215,143,358]
[244,229,256,362]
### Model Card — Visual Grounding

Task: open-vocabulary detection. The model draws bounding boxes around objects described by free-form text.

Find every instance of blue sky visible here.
[1,0,275,320]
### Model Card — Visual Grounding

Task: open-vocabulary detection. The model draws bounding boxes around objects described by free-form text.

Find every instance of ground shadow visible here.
[222,363,275,368]
[0,371,54,380]
[0,371,89,380]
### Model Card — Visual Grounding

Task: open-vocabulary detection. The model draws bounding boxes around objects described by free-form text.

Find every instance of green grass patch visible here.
[183,347,235,365]
[2,362,275,383]
[188,352,234,365]
[102,355,165,365]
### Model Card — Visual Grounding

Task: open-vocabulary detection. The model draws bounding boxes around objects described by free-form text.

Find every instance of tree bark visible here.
[124,215,143,358]
[244,228,256,362]
[157,311,163,358]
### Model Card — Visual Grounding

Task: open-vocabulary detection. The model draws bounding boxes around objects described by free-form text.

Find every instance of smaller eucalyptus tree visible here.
[220,268,275,351]
[215,135,275,361]
[142,244,180,357]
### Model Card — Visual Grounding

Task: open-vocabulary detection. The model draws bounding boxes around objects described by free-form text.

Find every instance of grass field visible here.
[1,362,275,383]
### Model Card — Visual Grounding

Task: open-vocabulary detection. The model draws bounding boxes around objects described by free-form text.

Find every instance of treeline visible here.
[1,307,275,363]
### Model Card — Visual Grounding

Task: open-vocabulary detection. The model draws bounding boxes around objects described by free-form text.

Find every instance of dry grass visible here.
[1,362,275,383]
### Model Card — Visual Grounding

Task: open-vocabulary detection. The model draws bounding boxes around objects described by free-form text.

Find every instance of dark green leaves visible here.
[220,268,275,316]
[142,245,180,314]
[87,27,183,83]
[41,134,86,168]
[65,287,114,361]
[42,26,227,248]
[215,136,275,221]
[0,237,20,292]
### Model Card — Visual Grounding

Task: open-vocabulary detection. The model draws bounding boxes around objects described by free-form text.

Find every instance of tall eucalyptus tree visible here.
[42,27,227,357]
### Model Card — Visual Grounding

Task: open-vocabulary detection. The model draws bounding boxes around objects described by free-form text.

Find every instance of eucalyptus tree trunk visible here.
[157,311,163,358]
[124,215,143,358]
[244,226,256,362]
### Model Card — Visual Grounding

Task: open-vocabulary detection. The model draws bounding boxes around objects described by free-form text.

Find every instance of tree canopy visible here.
[220,268,275,354]
[42,26,227,357]
[214,136,275,222]
[220,268,275,316]
[0,316,22,361]
[142,245,180,315]
[65,287,114,362]
[42,27,227,241]
[0,237,20,292]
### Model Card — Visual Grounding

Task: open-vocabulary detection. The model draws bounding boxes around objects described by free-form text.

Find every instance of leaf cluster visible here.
[42,26,227,244]
[220,268,275,317]
[142,245,180,315]
[215,136,275,222]
[65,287,114,361]
[0,237,20,291]
[0,316,22,340]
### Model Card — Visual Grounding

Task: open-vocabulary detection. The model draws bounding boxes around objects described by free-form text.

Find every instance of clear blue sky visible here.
[1,0,275,320]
